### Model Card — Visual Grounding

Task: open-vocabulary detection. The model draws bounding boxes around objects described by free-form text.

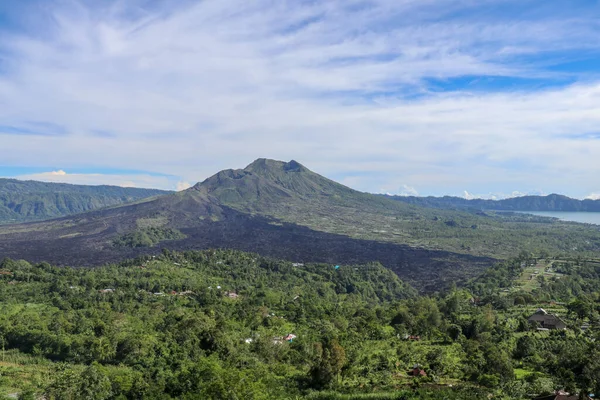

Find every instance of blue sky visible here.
[1,0,600,198]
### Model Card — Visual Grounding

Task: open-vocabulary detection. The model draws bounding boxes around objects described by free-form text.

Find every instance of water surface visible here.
[515,211,600,225]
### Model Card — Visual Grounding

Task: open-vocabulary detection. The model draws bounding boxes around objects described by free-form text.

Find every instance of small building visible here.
[408,365,427,377]
[581,323,590,331]
[528,308,567,330]
[225,292,239,299]
[533,390,591,400]
[284,334,297,342]
[99,288,115,293]
[272,336,284,345]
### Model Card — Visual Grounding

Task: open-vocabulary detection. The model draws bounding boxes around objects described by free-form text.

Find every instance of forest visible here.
[1,249,600,399]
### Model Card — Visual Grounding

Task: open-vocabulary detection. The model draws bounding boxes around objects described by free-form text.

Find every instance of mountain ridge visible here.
[389,193,600,212]
[0,159,496,290]
[0,178,171,224]
[2,158,600,290]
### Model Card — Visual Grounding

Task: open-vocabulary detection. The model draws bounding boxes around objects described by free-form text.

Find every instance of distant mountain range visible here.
[388,193,600,212]
[1,159,600,291]
[0,179,170,224]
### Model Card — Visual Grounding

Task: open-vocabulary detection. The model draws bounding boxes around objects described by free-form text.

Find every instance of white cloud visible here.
[14,170,175,190]
[585,193,600,200]
[397,184,419,197]
[0,1,599,196]
[462,190,546,200]
[176,181,192,191]
[463,191,476,200]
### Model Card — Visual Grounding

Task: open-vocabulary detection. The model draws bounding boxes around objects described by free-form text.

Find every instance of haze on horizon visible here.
[1,0,600,200]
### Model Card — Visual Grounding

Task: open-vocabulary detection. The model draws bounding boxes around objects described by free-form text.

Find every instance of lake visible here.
[514,211,600,225]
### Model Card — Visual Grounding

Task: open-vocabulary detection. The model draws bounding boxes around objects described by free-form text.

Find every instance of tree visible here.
[76,364,113,400]
[447,324,462,341]
[569,298,593,321]
[514,336,536,359]
[44,364,81,400]
[309,338,346,388]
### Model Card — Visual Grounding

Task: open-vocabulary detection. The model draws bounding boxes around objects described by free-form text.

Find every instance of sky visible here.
[1,0,600,199]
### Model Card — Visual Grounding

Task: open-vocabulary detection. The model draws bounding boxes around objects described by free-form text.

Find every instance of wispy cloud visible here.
[1,0,600,197]
[14,170,176,190]
[176,181,192,191]
[463,190,544,201]
[394,184,419,197]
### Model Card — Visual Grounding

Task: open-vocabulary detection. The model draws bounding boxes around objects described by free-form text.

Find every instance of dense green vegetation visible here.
[2,249,600,399]
[0,178,168,224]
[113,228,186,248]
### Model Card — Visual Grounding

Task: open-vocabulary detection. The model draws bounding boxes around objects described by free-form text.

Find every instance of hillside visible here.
[390,193,600,212]
[0,178,170,224]
[1,159,600,290]
[2,250,600,399]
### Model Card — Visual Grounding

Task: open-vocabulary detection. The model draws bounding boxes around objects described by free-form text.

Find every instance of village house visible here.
[528,308,567,330]
[284,334,296,342]
[272,336,284,345]
[533,389,592,400]
[225,291,239,299]
[407,364,427,377]
[273,334,297,344]
[99,288,115,294]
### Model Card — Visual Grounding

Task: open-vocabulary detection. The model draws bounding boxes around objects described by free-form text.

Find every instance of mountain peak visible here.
[243,158,309,177]
[283,159,306,172]
[191,158,354,208]
[244,158,306,173]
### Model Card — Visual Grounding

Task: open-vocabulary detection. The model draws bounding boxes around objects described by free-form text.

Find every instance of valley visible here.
[1,159,600,292]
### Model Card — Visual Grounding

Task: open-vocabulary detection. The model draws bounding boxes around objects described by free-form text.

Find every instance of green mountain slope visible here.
[196,158,399,211]
[0,178,170,224]
[193,159,600,258]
